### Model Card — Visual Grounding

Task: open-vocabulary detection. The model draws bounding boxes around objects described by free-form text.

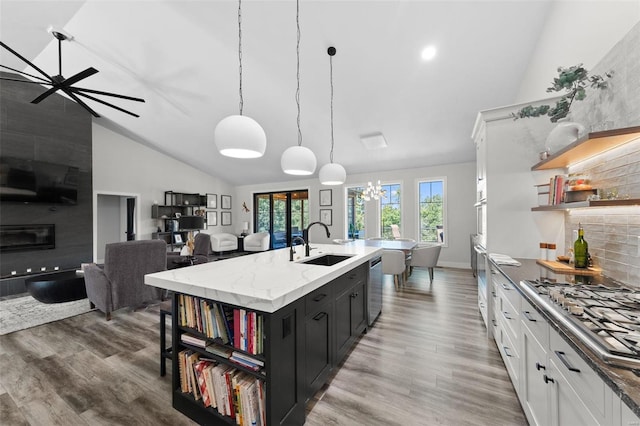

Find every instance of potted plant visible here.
[513,64,613,122]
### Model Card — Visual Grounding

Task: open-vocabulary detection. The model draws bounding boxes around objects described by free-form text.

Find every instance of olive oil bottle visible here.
[574,223,588,268]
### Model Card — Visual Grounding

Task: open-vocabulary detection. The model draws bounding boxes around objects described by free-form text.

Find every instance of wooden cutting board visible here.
[536,259,602,276]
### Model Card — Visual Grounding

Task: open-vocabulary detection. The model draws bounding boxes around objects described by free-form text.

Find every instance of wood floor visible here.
[0,267,527,425]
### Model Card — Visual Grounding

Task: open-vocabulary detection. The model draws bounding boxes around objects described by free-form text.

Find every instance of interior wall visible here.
[235,161,476,269]
[96,194,123,262]
[516,2,639,103]
[91,123,235,257]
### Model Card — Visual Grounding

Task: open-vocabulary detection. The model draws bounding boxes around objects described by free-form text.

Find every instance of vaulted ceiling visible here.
[0,0,553,185]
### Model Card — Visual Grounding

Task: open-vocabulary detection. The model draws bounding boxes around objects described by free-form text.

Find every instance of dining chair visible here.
[410,244,442,283]
[391,224,402,239]
[382,249,406,289]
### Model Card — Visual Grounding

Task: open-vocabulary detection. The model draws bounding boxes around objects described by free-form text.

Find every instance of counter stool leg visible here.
[160,308,172,377]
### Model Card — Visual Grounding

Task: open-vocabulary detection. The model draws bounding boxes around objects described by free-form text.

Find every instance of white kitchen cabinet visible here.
[548,358,602,426]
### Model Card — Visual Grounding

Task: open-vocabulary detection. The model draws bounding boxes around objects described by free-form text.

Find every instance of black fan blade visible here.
[0,41,54,82]
[0,76,53,85]
[0,64,50,83]
[72,89,140,118]
[62,67,98,86]
[62,87,100,117]
[31,67,99,104]
[73,86,145,103]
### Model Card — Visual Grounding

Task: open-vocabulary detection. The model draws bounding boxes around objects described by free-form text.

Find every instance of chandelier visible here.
[362,180,382,201]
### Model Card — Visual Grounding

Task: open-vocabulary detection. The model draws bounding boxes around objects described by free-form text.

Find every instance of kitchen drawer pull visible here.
[536,362,546,371]
[555,351,581,373]
[503,346,513,357]
[491,319,497,327]
[523,311,537,322]
[312,293,327,302]
[313,312,327,321]
[543,375,555,384]
[501,283,511,290]
[502,311,512,320]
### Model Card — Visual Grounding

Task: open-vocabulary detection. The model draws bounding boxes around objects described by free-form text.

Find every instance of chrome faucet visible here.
[303,222,331,257]
[290,236,306,261]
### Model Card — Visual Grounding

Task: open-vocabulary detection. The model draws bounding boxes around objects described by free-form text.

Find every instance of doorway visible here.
[254,190,308,249]
[346,186,366,239]
[93,192,140,262]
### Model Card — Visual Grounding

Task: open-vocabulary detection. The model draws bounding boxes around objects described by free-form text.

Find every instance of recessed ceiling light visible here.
[421,45,437,61]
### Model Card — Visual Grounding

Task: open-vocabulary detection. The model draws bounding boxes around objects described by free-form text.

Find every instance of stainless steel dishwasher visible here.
[368,255,383,326]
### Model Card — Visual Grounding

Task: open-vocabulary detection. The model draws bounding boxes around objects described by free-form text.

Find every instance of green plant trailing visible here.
[514,64,613,122]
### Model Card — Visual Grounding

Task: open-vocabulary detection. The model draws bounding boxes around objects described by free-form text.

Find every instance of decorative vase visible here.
[545,121,586,154]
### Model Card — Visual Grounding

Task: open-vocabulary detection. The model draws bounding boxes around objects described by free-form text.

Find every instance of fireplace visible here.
[0,224,55,252]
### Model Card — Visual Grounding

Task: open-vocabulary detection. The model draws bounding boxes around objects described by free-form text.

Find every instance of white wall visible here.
[92,123,236,256]
[235,162,476,269]
[517,1,640,103]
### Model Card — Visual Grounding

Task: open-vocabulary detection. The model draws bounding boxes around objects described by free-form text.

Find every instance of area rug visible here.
[0,295,94,335]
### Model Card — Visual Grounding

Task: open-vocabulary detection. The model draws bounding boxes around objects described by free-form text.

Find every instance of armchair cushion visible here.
[210,233,238,252]
[243,232,270,252]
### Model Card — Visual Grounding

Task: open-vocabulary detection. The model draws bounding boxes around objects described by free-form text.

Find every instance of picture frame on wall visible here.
[221,195,232,209]
[319,189,332,206]
[206,193,217,209]
[320,209,332,226]
[221,211,232,226]
[207,211,217,227]
[174,234,183,244]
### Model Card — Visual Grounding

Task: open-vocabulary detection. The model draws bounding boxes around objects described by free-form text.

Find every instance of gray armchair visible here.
[82,240,167,320]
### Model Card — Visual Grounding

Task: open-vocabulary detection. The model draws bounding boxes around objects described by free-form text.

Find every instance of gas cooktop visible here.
[521,278,640,369]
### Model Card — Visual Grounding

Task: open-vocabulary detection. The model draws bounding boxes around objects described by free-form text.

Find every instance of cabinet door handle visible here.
[554,351,581,373]
[543,375,555,384]
[503,346,513,357]
[502,311,512,320]
[350,292,359,298]
[501,283,511,290]
[313,293,327,302]
[491,319,497,327]
[523,311,537,322]
[491,291,497,297]
[536,362,546,371]
[313,312,327,321]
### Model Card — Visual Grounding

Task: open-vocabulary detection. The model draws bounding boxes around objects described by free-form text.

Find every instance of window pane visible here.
[347,187,365,239]
[380,183,400,239]
[418,180,444,244]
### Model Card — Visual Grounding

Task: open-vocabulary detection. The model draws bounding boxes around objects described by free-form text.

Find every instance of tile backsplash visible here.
[564,139,640,288]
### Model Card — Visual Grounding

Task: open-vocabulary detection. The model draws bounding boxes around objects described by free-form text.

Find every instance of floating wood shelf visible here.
[531,125,640,171]
[531,198,640,211]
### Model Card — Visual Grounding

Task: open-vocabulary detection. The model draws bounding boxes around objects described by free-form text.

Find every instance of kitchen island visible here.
[145,243,382,425]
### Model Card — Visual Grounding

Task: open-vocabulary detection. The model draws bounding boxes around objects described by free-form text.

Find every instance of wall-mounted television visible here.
[0,157,79,204]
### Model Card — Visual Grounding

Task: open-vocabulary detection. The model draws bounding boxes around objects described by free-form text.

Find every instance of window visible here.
[346,186,366,239]
[418,179,445,244]
[380,183,401,239]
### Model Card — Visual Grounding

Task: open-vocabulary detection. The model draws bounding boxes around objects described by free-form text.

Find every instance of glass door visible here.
[254,190,309,249]
[347,186,365,239]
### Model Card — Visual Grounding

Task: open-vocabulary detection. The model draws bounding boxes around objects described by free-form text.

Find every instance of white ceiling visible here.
[0,0,553,185]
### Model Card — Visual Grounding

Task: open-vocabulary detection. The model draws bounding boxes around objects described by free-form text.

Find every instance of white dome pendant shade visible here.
[319,46,346,186]
[281,145,317,175]
[215,115,266,158]
[319,162,346,185]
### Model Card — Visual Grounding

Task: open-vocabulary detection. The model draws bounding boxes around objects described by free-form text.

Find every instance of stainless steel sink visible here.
[300,254,354,266]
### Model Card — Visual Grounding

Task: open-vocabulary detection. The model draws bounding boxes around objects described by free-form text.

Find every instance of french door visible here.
[254,190,309,249]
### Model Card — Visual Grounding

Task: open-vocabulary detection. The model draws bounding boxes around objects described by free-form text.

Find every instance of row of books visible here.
[178,349,266,426]
[178,295,264,355]
[181,334,265,372]
[547,175,566,205]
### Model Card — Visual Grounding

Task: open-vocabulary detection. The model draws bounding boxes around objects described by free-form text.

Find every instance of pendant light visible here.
[319,46,347,185]
[215,0,266,159]
[281,0,317,175]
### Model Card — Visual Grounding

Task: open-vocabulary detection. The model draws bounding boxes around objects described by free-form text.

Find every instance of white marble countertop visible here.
[145,243,383,313]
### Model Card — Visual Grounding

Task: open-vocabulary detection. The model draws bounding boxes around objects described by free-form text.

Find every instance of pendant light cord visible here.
[329,53,335,163]
[296,0,302,147]
[238,0,244,116]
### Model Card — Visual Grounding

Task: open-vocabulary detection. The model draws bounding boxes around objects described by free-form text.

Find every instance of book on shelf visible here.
[205,342,233,359]
[194,360,214,408]
[181,333,207,348]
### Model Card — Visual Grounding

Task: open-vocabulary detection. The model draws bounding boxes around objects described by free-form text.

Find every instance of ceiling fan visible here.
[0,30,145,118]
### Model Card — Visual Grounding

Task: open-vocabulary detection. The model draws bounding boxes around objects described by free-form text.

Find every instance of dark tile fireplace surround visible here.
[1,72,93,297]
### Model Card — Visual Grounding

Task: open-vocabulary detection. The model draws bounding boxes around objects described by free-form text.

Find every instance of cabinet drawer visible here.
[550,329,606,419]
[305,283,333,314]
[521,298,549,348]
[493,273,522,312]
[498,292,520,345]
[498,325,520,386]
